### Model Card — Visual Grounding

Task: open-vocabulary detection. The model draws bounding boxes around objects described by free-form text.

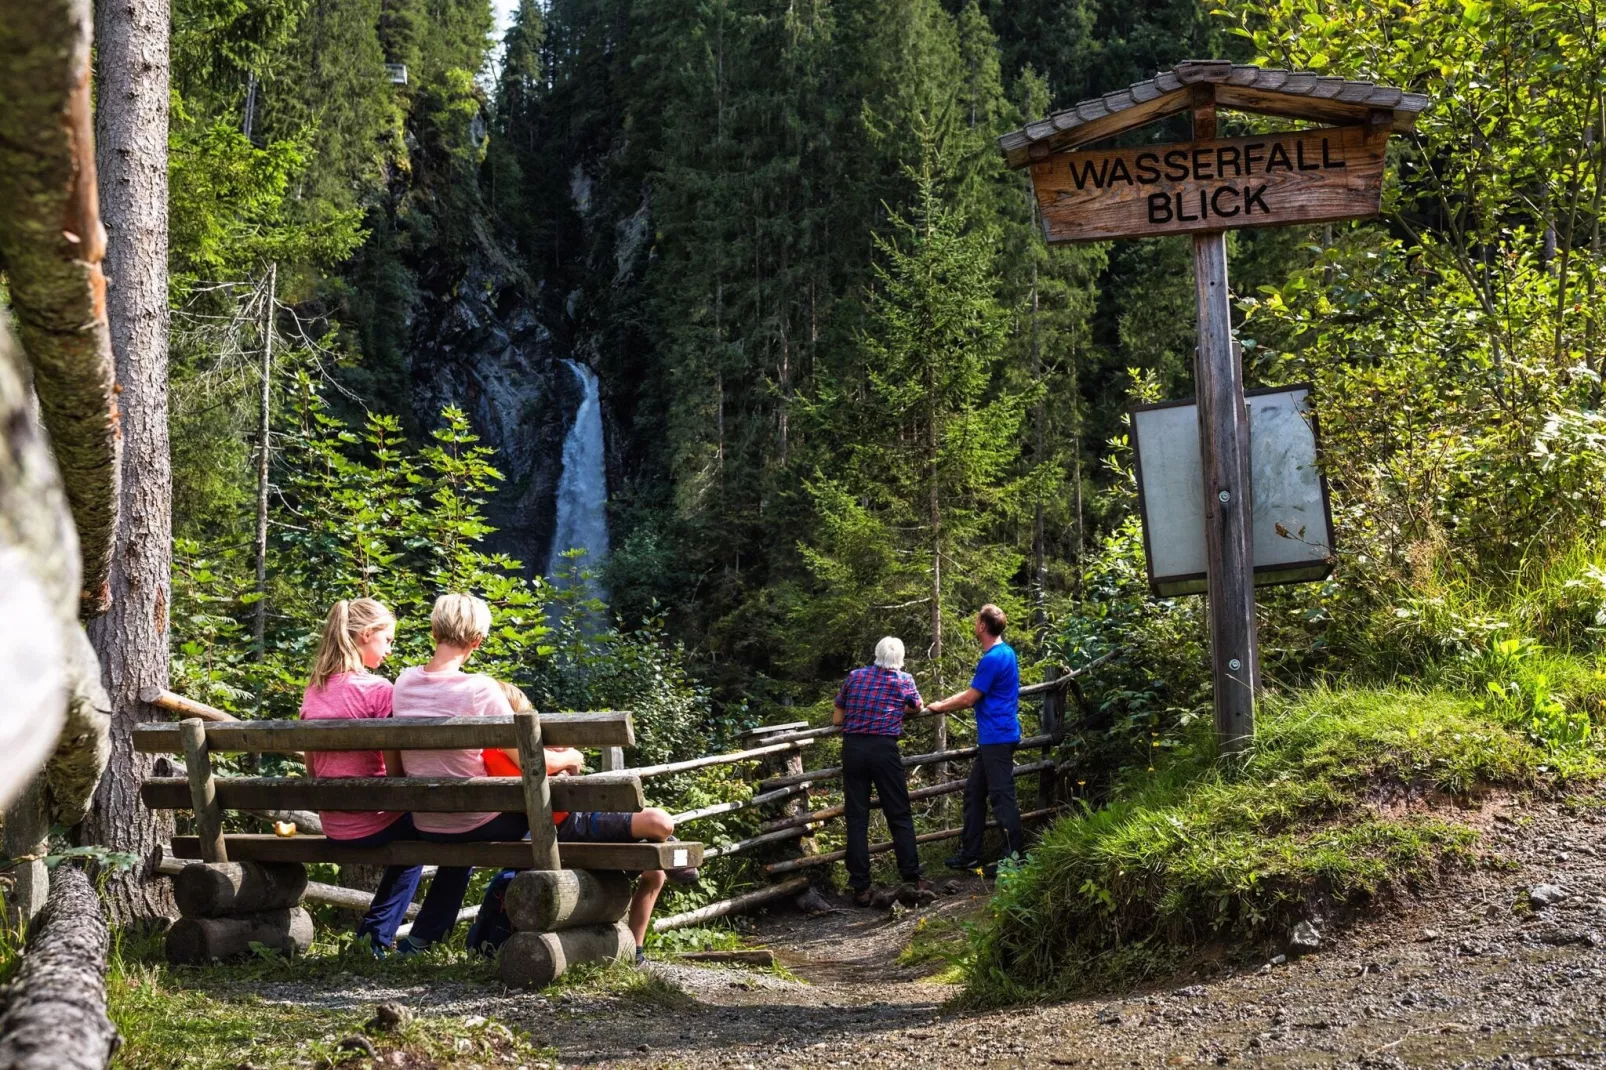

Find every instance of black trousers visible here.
[841,733,922,890]
[961,743,1024,862]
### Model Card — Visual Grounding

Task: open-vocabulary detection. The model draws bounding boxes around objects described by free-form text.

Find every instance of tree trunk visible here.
[0,0,121,615]
[0,865,121,1069]
[81,0,175,924]
[253,264,275,666]
[1030,261,1047,635]
[927,376,946,784]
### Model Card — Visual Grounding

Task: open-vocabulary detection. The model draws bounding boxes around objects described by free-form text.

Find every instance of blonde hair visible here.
[309,599,395,689]
[431,592,492,647]
[873,636,906,670]
[497,679,533,713]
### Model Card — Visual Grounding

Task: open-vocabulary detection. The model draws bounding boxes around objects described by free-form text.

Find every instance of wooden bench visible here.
[135,710,703,986]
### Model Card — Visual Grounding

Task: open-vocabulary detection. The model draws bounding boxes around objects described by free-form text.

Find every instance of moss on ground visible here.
[962,680,1606,1006]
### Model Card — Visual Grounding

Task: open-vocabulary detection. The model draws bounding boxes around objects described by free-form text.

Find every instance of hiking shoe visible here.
[851,887,876,908]
[393,935,430,956]
[664,835,700,885]
[944,854,983,872]
[635,945,647,966]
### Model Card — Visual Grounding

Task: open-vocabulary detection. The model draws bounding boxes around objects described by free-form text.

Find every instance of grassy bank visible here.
[963,677,1606,1005]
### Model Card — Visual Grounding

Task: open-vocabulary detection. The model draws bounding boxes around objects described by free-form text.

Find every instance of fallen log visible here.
[651,876,811,933]
[675,948,776,966]
[0,865,120,1069]
[763,807,1063,875]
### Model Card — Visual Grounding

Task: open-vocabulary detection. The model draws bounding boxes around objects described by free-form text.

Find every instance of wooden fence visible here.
[146,653,1118,935]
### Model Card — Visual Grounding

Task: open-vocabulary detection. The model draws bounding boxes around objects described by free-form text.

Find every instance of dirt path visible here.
[244,798,1606,1068]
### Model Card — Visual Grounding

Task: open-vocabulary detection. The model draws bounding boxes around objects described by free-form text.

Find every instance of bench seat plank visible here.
[170,835,703,872]
[133,712,634,754]
[142,774,644,815]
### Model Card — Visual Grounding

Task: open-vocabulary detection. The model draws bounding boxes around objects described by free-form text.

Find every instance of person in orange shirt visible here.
[467,682,696,962]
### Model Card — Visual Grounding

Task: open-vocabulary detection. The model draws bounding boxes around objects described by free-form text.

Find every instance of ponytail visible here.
[308,598,395,689]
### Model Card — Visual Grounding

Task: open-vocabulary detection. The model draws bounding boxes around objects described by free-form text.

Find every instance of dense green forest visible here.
[165,0,1604,766]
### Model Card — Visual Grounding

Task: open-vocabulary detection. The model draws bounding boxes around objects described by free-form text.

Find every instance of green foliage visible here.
[965,681,1605,1003]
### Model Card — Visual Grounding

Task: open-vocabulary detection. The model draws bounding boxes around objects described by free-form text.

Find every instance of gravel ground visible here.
[248,797,1606,1069]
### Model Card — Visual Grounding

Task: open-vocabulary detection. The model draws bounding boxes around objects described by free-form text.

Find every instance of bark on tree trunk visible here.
[0,865,121,1069]
[80,0,175,924]
[927,380,946,787]
[252,264,275,665]
[0,0,121,615]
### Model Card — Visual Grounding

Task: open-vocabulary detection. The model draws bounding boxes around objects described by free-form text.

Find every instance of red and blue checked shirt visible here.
[835,666,923,736]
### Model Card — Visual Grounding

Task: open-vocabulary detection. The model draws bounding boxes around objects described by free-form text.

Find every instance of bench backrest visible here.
[143,710,624,870]
[132,711,635,754]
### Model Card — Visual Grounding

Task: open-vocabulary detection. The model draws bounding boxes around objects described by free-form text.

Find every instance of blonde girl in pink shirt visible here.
[299,598,464,953]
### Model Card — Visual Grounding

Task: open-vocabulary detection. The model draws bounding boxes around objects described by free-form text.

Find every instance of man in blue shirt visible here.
[925,604,1024,871]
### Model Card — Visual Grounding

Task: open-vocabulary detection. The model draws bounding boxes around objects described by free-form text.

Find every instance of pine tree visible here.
[798,140,1026,694]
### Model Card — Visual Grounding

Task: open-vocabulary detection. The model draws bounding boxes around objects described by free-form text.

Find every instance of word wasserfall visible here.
[1064,137,1349,192]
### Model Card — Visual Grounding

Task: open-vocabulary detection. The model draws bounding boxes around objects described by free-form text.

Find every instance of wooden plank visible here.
[1003,87,1191,168]
[1214,84,1417,133]
[737,721,808,741]
[515,711,561,870]
[171,835,704,871]
[180,719,227,863]
[1190,88,1260,752]
[140,773,645,814]
[132,711,635,753]
[1029,124,1386,244]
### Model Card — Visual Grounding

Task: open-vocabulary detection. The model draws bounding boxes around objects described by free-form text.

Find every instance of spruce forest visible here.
[0,0,1605,1064]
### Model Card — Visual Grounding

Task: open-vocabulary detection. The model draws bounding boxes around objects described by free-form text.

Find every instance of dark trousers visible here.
[842,733,922,891]
[329,814,461,950]
[961,743,1024,862]
[409,811,530,946]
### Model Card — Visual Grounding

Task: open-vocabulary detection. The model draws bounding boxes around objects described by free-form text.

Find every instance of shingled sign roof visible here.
[998,60,1430,170]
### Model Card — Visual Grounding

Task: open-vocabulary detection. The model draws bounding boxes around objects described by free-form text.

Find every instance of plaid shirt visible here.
[835,665,922,736]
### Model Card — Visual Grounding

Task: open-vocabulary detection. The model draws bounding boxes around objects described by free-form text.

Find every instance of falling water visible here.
[546,360,610,591]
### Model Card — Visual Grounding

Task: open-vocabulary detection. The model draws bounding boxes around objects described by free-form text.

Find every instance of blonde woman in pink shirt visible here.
[390,593,531,952]
[299,599,468,953]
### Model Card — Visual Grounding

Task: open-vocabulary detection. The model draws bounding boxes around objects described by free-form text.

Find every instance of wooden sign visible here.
[1029,124,1386,243]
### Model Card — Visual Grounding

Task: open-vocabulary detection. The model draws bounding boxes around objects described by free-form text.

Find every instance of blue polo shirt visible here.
[970,641,1020,745]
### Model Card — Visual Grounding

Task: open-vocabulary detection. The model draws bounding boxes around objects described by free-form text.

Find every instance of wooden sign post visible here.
[998,62,1427,751]
[1186,85,1260,745]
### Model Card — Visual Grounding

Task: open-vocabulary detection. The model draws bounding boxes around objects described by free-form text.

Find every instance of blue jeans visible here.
[411,811,531,947]
[329,814,437,950]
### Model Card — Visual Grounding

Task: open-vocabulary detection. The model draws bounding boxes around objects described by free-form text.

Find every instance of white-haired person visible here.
[831,636,929,906]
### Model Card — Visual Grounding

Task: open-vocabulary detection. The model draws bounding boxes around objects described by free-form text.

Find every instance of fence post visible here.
[181,718,228,864]
[1037,667,1061,811]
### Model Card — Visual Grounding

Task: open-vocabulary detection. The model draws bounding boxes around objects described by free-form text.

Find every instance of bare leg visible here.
[629,869,666,947]
[631,808,673,841]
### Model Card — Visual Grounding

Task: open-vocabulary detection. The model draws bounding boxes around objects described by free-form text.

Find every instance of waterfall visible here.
[546,359,610,591]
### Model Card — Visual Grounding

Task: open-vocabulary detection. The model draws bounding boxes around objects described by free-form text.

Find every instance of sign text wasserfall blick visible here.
[1030,124,1386,243]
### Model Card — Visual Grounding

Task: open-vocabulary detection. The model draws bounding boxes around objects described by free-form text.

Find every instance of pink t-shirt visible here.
[392,665,515,833]
[299,672,401,842]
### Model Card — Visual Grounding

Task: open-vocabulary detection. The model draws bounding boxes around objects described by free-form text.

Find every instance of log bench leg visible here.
[166,861,312,965]
[497,922,634,989]
[496,869,635,988]
[166,907,314,964]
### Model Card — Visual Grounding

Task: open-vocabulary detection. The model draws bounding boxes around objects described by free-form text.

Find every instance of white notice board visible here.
[1131,384,1335,597]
